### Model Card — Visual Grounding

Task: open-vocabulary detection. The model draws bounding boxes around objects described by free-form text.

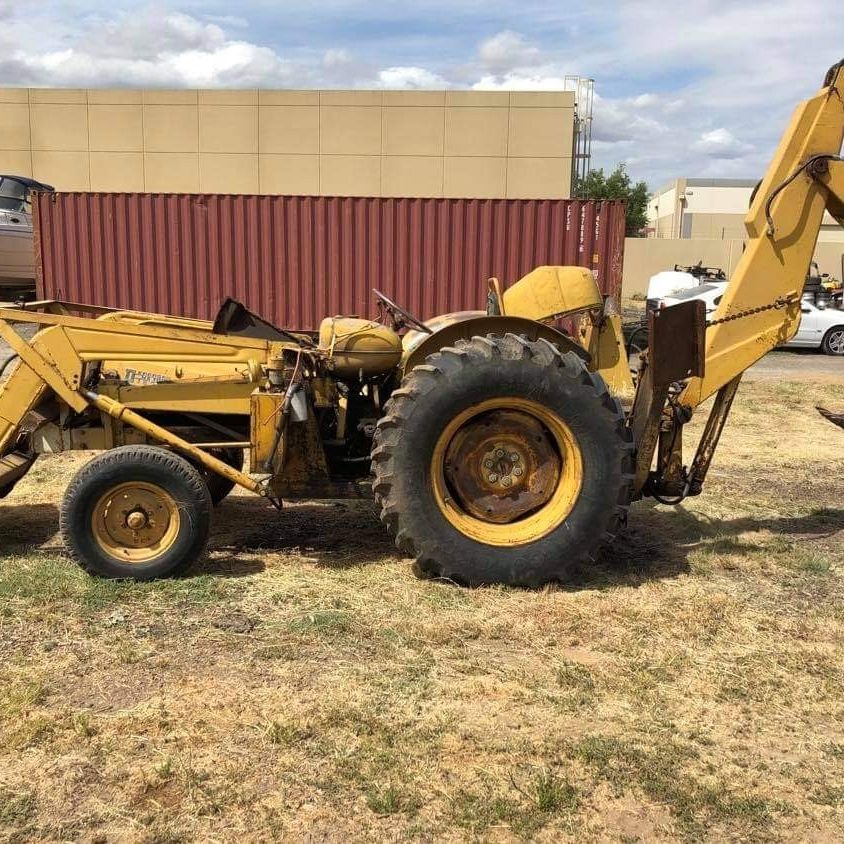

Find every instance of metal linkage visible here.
[705,294,797,328]
[764,153,843,237]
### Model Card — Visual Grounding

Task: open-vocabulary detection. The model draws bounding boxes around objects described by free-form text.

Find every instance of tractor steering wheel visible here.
[373,289,433,334]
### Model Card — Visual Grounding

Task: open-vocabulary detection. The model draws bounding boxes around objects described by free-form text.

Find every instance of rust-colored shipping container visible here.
[34,194,625,330]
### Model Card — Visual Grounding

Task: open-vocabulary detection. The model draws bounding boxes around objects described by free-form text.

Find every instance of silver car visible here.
[659,283,844,356]
[788,298,844,355]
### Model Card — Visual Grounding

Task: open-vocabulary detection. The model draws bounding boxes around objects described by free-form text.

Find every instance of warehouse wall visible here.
[686,212,748,240]
[0,88,575,199]
[647,178,843,244]
[622,238,844,297]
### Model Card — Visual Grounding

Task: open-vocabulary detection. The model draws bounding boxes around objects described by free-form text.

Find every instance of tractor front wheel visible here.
[371,334,634,587]
[60,445,212,580]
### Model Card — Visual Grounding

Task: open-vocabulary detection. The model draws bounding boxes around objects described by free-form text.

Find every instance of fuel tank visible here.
[318,316,403,378]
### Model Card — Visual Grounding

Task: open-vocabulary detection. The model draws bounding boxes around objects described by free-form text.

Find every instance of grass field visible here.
[0,374,843,841]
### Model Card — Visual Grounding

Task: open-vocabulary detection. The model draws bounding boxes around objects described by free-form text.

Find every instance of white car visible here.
[789,299,844,355]
[658,284,844,356]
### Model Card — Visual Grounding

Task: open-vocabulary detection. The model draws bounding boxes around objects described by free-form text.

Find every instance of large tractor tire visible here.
[371,334,634,587]
[60,445,212,580]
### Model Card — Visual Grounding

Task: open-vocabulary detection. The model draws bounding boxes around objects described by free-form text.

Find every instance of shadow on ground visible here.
[579,502,844,589]
[208,495,844,589]
[209,496,397,572]
[0,503,61,552]
[1,495,841,590]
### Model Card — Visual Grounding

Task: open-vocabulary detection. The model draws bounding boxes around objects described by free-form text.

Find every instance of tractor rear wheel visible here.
[60,445,212,580]
[371,334,634,587]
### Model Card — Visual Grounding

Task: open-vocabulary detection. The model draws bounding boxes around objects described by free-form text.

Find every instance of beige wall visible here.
[685,185,753,214]
[0,87,575,198]
[622,237,844,297]
[648,178,843,243]
[687,213,748,240]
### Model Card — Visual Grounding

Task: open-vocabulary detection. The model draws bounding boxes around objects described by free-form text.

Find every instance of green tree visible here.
[575,164,649,237]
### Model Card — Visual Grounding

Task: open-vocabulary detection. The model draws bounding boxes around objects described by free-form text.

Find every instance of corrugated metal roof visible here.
[34,193,626,330]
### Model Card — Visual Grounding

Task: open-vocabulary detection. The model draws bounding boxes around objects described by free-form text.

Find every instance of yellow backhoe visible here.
[0,60,841,585]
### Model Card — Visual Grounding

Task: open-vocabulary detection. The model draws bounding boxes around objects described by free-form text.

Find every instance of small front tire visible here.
[60,445,212,580]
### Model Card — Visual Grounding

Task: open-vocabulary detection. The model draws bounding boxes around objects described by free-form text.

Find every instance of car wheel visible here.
[821,326,844,356]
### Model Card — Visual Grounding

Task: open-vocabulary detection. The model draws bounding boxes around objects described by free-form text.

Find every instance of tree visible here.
[575,164,649,237]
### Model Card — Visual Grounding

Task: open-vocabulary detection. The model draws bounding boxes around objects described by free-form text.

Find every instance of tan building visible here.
[624,176,844,296]
[0,88,575,198]
[647,177,844,243]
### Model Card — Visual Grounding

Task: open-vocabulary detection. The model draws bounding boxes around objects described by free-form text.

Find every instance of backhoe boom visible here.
[632,59,844,502]
[680,59,844,409]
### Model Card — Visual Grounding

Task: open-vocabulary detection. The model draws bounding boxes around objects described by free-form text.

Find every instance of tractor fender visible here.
[402,312,590,373]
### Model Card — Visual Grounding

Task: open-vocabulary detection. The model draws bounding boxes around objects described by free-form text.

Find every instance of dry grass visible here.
[1,374,843,841]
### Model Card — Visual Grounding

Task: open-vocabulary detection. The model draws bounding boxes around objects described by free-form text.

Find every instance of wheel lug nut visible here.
[484,459,493,469]
[509,452,520,462]
[513,467,523,477]
[495,448,505,458]
[501,476,512,487]
[488,473,498,483]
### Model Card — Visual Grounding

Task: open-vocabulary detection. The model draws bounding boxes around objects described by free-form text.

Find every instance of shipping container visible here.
[34,194,626,330]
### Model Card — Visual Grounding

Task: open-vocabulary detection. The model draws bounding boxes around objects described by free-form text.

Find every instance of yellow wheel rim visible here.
[431,398,583,547]
[92,481,181,564]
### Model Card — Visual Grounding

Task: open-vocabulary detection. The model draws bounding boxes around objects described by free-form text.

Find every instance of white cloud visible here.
[693,128,754,160]
[0,11,297,88]
[591,92,670,144]
[472,72,563,91]
[205,15,250,29]
[378,66,447,89]
[323,49,353,68]
[477,31,541,74]
[83,11,227,60]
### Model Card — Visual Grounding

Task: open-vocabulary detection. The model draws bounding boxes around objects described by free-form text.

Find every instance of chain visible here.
[705,294,798,328]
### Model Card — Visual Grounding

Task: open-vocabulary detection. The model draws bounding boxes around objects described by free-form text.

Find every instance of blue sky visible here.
[1,1,842,187]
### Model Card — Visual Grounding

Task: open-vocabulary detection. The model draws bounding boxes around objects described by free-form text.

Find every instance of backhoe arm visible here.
[632,60,844,501]
[679,59,844,409]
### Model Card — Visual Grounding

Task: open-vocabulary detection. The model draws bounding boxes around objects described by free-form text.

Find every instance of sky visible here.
[1,1,842,188]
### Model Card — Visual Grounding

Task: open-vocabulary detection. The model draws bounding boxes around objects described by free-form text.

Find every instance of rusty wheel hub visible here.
[92,482,181,563]
[442,409,561,524]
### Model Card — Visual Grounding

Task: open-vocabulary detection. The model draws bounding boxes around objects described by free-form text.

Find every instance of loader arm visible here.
[633,59,844,500]
[0,305,276,494]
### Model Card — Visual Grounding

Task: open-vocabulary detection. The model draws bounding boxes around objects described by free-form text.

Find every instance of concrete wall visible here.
[622,237,844,297]
[647,183,680,238]
[686,212,748,240]
[685,185,754,214]
[0,88,575,198]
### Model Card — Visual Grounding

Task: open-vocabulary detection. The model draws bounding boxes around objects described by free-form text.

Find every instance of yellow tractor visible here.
[0,60,842,586]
